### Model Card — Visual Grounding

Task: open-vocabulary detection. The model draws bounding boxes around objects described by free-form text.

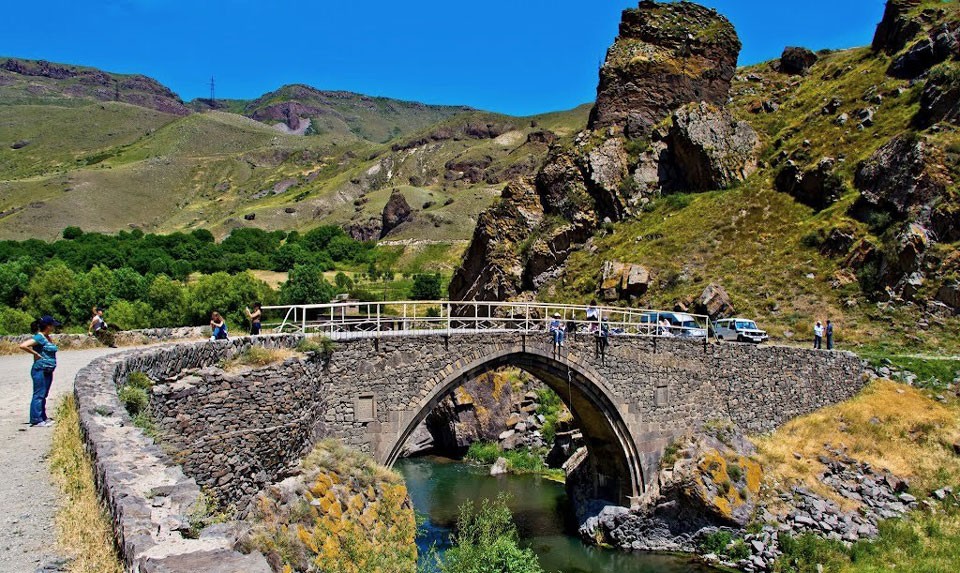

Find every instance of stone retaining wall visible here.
[74,335,302,572]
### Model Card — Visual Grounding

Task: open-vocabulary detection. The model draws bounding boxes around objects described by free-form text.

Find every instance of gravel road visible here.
[0,348,120,573]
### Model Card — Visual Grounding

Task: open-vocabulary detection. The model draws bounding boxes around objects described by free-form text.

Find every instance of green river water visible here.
[395,456,718,573]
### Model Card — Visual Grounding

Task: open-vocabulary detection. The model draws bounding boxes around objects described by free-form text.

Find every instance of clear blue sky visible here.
[1,0,887,116]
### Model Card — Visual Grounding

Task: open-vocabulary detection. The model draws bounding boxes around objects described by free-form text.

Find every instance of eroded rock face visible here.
[380,189,413,237]
[872,0,925,55]
[775,157,845,211]
[853,134,953,237]
[778,47,819,75]
[449,179,543,302]
[588,0,741,137]
[915,66,960,128]
[668,102,759,191]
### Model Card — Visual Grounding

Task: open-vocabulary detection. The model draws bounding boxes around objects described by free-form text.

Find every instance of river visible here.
[396,456,718,573]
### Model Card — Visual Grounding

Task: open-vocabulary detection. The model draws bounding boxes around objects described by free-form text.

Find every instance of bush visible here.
[438,495,544,573]
[118,385,149,416]
[0,306,34,335]
[465,441,501,465]
[280,265,335,306]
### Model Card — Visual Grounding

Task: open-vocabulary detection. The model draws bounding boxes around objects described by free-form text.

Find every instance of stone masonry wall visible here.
[149,356,327,508]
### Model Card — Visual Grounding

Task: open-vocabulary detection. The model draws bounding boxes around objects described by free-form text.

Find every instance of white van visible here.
[713,318,769,343]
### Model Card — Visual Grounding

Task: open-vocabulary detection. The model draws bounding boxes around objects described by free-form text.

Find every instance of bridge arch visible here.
[383,345,645,504]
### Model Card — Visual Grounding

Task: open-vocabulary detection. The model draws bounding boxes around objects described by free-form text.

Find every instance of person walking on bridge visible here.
[826,320,834,350]
[19,316,61,427]
[813,321,824,350]
[595,314,610,365]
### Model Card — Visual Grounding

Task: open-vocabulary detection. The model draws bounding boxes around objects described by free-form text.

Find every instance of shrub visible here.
[438,495,544,573]
[0,306,34,335]
[728,463,744,483]
[700,530,732,554]
[465,441,501,465]
[118,385,148,416]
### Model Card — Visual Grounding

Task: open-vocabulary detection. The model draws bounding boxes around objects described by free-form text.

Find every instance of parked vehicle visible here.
[657,312,708,338]
[713,318,769,343]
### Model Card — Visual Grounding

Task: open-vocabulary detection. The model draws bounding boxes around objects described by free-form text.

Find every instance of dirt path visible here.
[0,348,120,573]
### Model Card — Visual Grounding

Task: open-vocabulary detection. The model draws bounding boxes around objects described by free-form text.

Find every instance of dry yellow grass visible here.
[754,380,960,506]
[48,395,123,573]
[223,346,298,371]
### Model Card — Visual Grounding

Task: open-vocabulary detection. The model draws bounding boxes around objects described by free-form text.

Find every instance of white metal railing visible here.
[259,300,709,341]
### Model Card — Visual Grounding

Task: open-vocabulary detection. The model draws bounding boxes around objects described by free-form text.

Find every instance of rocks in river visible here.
[490,457,509,476]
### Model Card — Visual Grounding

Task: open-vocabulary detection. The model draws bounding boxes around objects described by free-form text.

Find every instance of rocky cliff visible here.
[450,0,758,303]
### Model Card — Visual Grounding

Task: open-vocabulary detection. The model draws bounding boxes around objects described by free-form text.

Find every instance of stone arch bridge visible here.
[91,327,864,512]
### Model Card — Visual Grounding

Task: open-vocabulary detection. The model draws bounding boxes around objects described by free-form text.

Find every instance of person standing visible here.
[813,321,824,350]
[594,314,610,365]
[586,299,599,333]
[19,316,61,427]
[826,320,834,350]
[245,302,263,335]
[210,311,229,341]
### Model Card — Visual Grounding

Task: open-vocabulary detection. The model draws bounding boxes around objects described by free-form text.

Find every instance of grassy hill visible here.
[0,57,588,275]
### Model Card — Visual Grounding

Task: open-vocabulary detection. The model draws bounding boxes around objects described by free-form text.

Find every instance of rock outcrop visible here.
[380,189,413,238]
[588,0,741,137]
[694,283,735,319]
[775,157,845,211]
[914,64,960,128]
[668,102,760,191]
[872,0,925,55]
[449,179,543,302]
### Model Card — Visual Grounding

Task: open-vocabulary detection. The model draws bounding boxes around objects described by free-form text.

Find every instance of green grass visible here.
[775,498,960,573]
[465,441,564,480]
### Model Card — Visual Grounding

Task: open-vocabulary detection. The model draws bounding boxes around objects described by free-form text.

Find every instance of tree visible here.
[334,271,354,292]
[23,260,76,321]
[280,265,335,305]
[62,226,84,240]
[411,273,442,300]
[186,271,273,327]
[145,275,186,327]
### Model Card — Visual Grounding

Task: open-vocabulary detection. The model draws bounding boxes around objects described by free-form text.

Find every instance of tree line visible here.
[0,226,444,334]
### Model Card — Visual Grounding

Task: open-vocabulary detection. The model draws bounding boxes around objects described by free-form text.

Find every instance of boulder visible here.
[819,228,856,257]
[937,283,960,310]
[588,0,741,137]
[600,261,651,301]
[490,457,509,476]
[10,139,30,149]
[695,284,735,319]
[778,47,819,75]
[380,189,413,238]
[774,158,845,211]
[668,102,760,191]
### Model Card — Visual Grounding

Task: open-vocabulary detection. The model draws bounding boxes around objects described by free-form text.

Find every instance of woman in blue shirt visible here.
[19,316,61,427]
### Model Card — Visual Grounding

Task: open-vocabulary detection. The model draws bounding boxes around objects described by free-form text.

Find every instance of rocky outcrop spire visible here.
[588,0,741,138]
[451,1,756,303]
